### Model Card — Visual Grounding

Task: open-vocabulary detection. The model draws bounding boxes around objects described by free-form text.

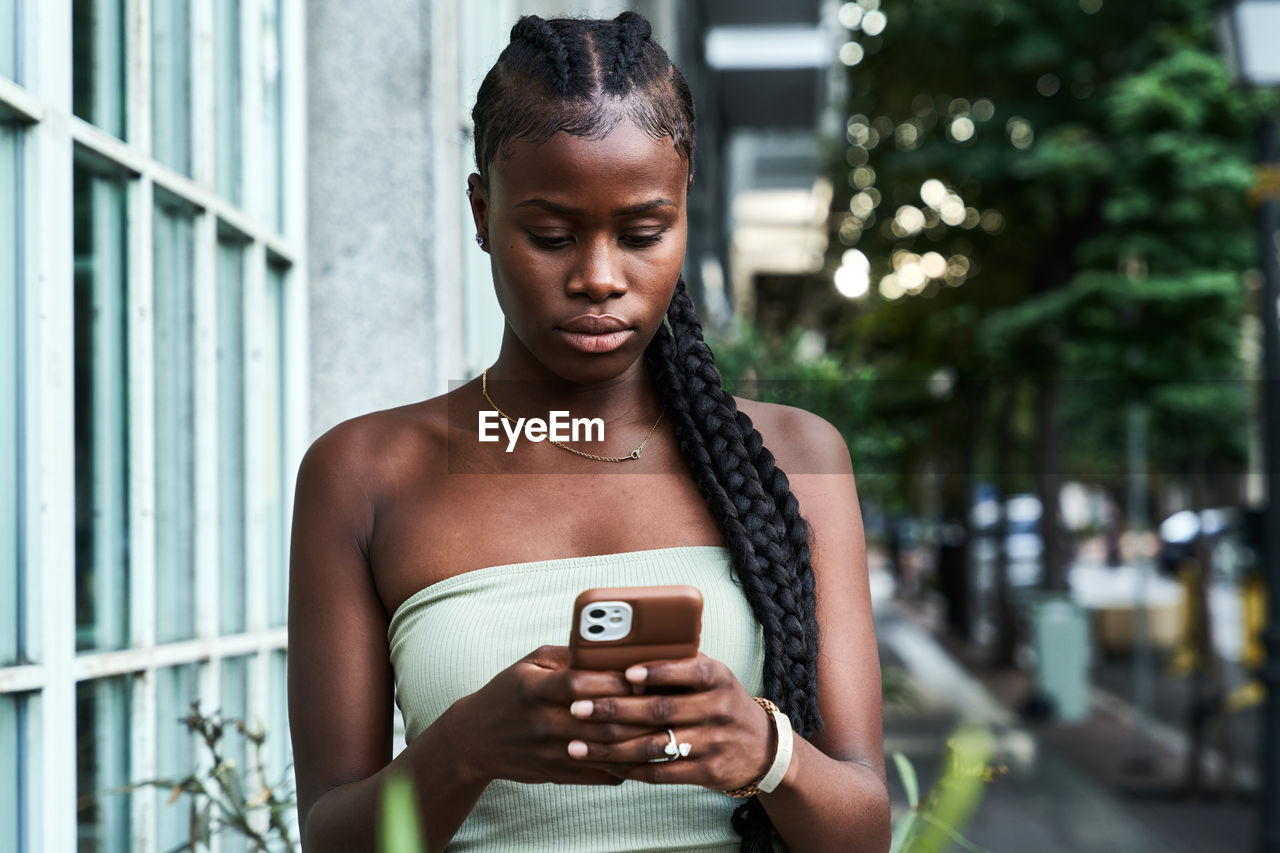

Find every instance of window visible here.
[215,0,243,204]
[76,676,132,851]
[73,164,130,653]
[1,0,19,83]
[260,0,283,230]
[0,125,19,666]
[261,265,288,628]
[73,0,127,138]
[218,239,247,636]
[1,2,303,848]
[153,202,195,644]
[155,663,197,847]
[151,0,191,173]
[219,656,250,853]
[0,693,23,852]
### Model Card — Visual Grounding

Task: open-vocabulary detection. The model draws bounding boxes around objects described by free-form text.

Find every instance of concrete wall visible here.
[307,0,465,437]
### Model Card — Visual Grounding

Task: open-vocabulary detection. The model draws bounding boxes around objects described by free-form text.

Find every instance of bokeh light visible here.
[840,42,865,66]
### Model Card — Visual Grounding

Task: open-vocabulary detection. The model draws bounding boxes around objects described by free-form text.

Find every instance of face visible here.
[469,117,689,385]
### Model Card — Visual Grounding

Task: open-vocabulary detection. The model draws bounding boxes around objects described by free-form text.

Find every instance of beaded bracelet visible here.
[722,697,794,798]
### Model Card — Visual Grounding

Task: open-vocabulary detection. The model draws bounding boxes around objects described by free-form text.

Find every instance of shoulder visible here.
[295,395,452,515]
[732,397,852,479]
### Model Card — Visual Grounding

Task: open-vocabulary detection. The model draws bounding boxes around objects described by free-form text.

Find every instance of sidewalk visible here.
[876,603,1255,853]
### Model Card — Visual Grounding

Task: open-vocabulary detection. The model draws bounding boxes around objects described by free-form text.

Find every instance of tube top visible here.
[387,545,766,852]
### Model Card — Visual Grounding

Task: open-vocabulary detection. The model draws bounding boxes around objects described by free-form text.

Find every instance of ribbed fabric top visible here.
[387,546,765,852]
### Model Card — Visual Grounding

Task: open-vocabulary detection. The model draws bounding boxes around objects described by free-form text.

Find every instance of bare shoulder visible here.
[294,395,453,523]
[732,397,853,479]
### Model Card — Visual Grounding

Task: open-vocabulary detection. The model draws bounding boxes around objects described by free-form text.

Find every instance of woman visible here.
[288,12,889,852]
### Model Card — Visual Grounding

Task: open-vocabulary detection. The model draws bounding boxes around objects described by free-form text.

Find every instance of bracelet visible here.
[722,697,794,798]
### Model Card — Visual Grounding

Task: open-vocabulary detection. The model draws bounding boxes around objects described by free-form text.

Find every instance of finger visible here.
[560,719,656,744]
[567,693,699,727]
[522,644,570,670]
[567,728,696,765]
[531,668,631,704]
[616,759,700,786]
[624,655,722,692]
[547,766,628,786]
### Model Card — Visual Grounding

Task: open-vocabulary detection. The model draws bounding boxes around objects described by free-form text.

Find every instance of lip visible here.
[556,314,634,354]
[559,314,630,334]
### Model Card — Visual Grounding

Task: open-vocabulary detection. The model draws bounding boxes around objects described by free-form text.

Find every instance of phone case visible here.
[568,585,703,671]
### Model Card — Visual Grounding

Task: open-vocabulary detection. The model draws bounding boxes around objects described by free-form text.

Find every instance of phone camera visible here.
[588,624,604,634]
[589,608,606,619]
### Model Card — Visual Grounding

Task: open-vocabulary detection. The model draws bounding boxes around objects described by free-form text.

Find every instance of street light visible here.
[1216,3,1280,852]
[1216,1,1280,87]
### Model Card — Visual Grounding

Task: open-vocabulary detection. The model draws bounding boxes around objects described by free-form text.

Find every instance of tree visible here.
[820,0,1266,604]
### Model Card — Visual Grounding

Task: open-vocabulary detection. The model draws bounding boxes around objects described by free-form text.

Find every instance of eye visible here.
[529,234,572,249]
[622,232,664,248]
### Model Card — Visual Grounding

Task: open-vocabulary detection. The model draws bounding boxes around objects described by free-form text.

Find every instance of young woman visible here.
[288,12,889,852]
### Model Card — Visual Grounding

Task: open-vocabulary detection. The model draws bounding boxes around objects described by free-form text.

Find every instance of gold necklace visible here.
[481,368,664,462]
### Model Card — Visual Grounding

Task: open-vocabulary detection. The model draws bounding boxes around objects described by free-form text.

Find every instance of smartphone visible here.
[568,585,703,674]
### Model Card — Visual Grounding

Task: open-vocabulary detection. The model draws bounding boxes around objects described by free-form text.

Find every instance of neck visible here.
[484,338,662,426]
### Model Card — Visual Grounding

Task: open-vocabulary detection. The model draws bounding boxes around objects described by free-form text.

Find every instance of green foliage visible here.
[709,323,909,505]
[889,726,999,853]
[124,703,298,852]
[822,0,1262,508]
[380,773,427,853]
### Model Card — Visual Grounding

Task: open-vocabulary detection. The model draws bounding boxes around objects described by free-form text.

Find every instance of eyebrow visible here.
[513,198,676,216]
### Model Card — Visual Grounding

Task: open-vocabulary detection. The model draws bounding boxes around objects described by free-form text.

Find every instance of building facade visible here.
[2,0,304,849]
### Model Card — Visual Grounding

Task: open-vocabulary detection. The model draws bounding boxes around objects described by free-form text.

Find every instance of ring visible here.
[649,728,693,763]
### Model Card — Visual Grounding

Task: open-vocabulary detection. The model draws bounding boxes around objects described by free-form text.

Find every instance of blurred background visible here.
[2,0,1279,850]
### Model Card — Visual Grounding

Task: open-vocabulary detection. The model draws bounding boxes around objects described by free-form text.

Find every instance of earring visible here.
[475,234,485,248]
[466,187,473,197]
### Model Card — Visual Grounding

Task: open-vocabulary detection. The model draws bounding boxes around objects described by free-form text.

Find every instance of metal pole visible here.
[1257,113,1280,853]
[1127,403,1155,772]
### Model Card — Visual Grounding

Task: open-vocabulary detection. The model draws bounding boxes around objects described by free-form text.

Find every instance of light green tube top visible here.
[387,545,766,852]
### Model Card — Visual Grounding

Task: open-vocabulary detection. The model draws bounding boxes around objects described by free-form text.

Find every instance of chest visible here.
[369,469,723,616]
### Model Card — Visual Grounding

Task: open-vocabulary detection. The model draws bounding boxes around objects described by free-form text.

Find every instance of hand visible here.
[449,645,656,786]
[562,653,776,791]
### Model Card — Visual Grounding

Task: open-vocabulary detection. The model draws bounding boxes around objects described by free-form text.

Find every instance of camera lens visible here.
[588,624,604,634]
[588,609,606,619]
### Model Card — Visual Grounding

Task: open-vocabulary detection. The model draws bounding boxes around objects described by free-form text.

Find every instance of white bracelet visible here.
[723,697,795,798]
[757,702,793,793]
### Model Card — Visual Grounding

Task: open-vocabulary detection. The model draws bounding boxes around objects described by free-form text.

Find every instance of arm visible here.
[754,412,890,849]
[563,409,891,851]
[288,423,652,851]
[287,424,487,851]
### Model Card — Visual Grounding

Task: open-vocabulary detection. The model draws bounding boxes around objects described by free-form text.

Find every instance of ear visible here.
[467,173,490,252]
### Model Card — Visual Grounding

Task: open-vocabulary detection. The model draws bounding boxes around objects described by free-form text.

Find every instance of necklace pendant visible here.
[630,449,641,460]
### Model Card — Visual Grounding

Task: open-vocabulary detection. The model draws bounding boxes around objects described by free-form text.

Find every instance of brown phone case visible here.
[568,585,703,671]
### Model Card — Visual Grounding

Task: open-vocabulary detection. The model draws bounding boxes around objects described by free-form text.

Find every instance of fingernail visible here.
[567,740,589,758]
[570,699,593,718]
[625,665,647,682]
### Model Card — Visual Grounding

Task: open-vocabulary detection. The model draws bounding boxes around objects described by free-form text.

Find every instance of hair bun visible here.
[614,10,652,41]
[510,14,547,42]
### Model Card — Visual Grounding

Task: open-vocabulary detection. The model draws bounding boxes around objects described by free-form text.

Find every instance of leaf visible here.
[920,812,999,853]
[889,811,917,853]
[168,784,184,805]
[381,773,426,853]
[246,787,272,809]
[893,751,920,808]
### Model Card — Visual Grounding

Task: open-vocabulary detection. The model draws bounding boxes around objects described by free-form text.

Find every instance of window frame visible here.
[0,0,306,849]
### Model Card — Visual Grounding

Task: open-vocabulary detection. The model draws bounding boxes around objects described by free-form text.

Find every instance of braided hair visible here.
[471,14,821,851]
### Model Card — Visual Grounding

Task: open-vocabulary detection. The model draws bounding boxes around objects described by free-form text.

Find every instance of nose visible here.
[566,236,627,302]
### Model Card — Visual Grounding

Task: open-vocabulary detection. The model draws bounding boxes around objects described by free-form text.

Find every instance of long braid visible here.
[647,280,821,851]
